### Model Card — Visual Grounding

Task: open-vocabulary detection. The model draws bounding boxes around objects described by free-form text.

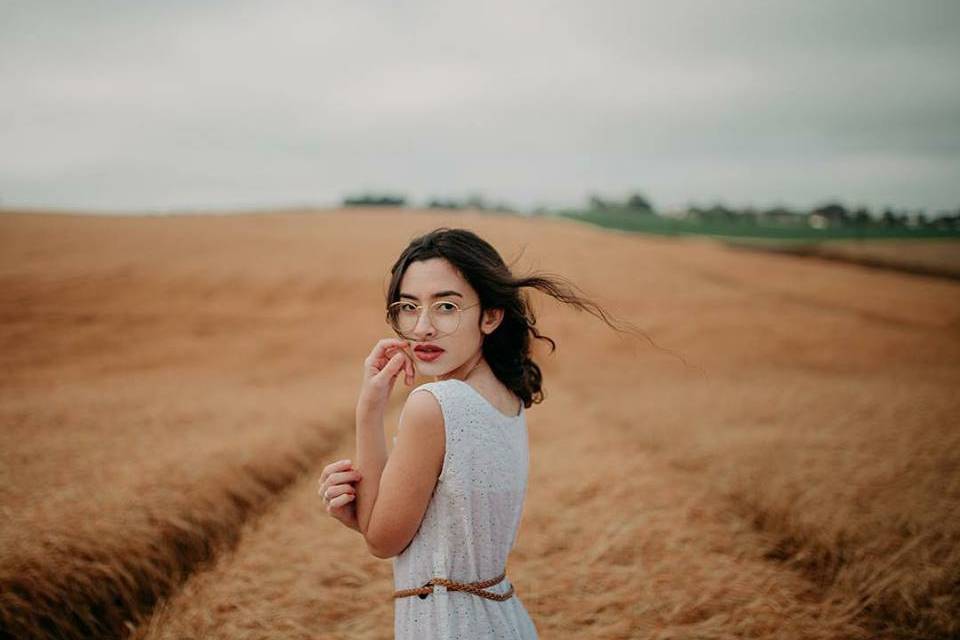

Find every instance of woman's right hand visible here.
[319,459,363,532]
[358,337,416,414]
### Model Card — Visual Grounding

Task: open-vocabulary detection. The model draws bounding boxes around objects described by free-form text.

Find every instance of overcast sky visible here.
[2,1,959,214]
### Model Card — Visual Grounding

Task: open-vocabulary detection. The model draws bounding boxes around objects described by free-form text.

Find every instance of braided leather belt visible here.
[393,571,514,601]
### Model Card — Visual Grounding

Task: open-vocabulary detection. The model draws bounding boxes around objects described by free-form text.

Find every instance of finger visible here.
[320,476,358,499]
[324,484,356,501]
[326,495,354,513]
[328,469,363,485]
[369,338,411,365]
[329,493,355,508]
[385,340,413,359]
[374,351,407,380]
[389,352,408,378]
[396,350,414,383]
[319,459,353,483]
[387,343,414,365]
[373,345,407,374]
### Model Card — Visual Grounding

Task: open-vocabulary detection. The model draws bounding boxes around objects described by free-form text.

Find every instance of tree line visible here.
[341,190,960,230]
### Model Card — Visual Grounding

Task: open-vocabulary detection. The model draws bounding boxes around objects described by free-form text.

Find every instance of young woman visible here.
[318,226,657,638]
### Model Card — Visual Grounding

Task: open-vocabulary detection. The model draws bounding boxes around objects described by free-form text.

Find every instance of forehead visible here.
[400,258,472,295]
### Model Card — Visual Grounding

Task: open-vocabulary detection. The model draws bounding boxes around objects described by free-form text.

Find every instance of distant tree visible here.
[760,206,802,226]
[881,208,896,226]
[428,198,462,209]
[706,203,735,220]
[930,210,959,230]
[880,207,909,227]
[343,192,406,207]
[625,192,654,214]
[490,200,516,213]
[587,193,609,211]
[464,193,487,210]
[811,202,849,222]
[852,207,872,225]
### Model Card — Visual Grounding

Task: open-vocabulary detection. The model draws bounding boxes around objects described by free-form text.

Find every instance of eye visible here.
[433,301,458,313]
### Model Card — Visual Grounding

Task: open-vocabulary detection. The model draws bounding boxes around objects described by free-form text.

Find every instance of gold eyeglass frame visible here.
[387,299,482,339]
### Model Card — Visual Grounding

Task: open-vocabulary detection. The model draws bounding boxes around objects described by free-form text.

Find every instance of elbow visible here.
[363,530,396,559]
[367,544,394,560]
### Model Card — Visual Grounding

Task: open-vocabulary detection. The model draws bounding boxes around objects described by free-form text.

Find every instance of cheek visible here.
[450,332,481,354]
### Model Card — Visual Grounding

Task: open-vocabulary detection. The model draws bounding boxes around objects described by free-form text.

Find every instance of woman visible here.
[318,226,654,638]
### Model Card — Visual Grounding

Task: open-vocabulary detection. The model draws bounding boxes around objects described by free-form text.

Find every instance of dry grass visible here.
[725,237,960,281]
[1,209,958,639]
[813,238,960,279]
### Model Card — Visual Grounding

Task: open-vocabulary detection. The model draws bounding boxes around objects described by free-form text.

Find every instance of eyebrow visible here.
[399,290,464,301]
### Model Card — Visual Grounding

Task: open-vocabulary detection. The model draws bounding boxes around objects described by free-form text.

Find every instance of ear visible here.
[480,307,504,335]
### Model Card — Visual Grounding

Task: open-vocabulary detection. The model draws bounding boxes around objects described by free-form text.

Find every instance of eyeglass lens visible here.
[389,301,461,337]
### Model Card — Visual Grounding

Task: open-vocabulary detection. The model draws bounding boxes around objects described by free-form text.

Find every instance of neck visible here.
[437,352,485,382]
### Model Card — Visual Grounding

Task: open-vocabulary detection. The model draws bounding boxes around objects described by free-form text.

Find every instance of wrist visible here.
[357,392,384,419]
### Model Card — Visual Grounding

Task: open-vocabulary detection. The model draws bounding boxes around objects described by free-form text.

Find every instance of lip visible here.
[413,343,445,362]
[413,344,445,353]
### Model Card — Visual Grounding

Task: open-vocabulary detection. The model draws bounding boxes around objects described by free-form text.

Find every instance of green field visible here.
[559,209,960,243]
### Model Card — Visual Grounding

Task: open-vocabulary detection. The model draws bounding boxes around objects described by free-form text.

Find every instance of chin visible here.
[416,361,456,377]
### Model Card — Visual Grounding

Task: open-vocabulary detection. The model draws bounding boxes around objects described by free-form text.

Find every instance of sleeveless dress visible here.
[392,378,539,639]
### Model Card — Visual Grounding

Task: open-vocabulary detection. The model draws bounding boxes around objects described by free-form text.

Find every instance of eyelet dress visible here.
[392,378,539,639]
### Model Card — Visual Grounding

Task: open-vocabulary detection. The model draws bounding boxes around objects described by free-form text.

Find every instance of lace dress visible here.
[392,378,539,639]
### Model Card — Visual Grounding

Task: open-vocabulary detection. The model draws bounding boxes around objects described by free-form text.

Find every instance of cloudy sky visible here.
[2,1,959,214]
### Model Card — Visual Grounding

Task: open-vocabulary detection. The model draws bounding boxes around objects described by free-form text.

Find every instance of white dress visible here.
[392,378,539,639]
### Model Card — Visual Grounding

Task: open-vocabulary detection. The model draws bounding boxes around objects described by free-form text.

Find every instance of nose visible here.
[412,306,437,339]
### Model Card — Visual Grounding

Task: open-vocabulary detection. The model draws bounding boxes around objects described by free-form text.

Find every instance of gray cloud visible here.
[2,0,959,213]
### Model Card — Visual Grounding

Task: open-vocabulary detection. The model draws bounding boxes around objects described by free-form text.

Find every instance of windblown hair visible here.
[385,227,689,408]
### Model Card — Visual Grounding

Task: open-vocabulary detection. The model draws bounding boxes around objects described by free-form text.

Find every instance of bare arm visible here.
[356,389,444,559]
[354,395,387,539]
[345,337,440,559]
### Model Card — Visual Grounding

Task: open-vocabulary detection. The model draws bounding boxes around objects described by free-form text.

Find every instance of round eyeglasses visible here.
[386,299,481,339]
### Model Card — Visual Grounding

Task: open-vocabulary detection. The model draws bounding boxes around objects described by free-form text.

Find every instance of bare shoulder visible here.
[394,386,445,480]
[404,385,444,427]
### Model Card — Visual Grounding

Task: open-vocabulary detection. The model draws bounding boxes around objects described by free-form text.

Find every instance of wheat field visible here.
[1,209,958,639]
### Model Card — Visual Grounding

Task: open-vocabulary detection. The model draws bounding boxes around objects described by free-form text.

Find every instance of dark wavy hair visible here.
[384,226,692,408]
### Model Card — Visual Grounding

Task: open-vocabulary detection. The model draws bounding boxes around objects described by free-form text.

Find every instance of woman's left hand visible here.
[357,338,416,413]
[319,458,363,532]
